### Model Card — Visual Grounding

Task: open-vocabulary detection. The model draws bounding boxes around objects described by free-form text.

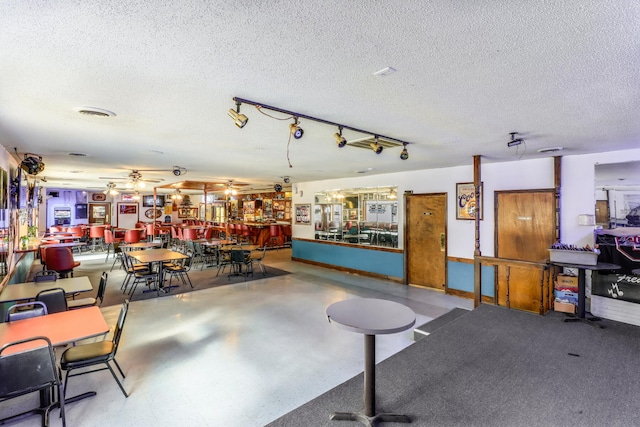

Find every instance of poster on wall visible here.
[456,182,483,220]
[295,204,311,225]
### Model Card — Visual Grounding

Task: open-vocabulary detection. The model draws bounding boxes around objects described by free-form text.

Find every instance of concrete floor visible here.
[2,249,472,426]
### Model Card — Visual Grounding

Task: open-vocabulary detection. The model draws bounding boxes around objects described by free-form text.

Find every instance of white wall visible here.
[293,148,640,260]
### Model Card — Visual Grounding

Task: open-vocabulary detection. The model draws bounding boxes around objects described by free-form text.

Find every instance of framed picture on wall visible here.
[119,204,137,215]
[456,182,483,220]
[295,204,311,225]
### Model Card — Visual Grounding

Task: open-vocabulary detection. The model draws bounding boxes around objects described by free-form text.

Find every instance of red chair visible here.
[269,225,283,248]
[281,225,292,247]
[104,229,123,261]
[145,223,155,241]
[183,228,198,241]
[204,227,215,239]
[124,229,141,244]
[44,247,81,278]
[89,226,105,252]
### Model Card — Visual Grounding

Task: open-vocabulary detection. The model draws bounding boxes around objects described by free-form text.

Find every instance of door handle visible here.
[440,233,445,251]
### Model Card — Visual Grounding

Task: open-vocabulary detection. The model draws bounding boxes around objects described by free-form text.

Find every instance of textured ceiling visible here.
[0,0,638,194]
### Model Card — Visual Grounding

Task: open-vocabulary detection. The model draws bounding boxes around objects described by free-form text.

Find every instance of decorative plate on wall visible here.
[145,208,162,219]
[92,193,106,201]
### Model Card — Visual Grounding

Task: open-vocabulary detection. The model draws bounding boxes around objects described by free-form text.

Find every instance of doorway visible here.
[495,190,555,312]
[406,193,447,290]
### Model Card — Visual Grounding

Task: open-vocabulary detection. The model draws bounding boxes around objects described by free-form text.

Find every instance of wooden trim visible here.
[449,256,473,264]
[291,257,403,283]
[292,237,403,254]
[448,287,495,304]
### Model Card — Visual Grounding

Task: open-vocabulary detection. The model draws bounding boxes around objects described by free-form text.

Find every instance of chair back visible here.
[5,301,48,322]
[67,226,84,239]
[34,270,58,282]
[124,229,141,244]
[35,287,68,314]
[0,336,61,404]
[89,226,105,239]
[230,247,246,263]
[44,246,77,271]
[49,226,61,233]
[112,300,130,355]
[204,227,215,239]
[96,272,108,306]
[104,229,115,244]
[183,228,198,241]
[253,246,267,261]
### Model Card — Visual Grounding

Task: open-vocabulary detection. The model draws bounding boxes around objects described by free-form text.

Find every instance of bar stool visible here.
[268,225,283,248]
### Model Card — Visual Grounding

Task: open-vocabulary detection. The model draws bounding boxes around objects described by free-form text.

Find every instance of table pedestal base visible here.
[331,411,410,426]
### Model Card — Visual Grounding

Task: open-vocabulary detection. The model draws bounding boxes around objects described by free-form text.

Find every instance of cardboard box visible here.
[555,275,578,291]
[554,290,578,305]
[549,249,598,266]
[554,300,576,314]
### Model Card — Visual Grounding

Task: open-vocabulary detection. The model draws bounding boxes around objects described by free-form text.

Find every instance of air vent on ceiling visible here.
[346,136,404,150]
[74,107,116,117]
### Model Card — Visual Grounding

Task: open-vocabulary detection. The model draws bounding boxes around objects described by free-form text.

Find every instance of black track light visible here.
[289,118,303,139]
[400,144,409,160]
[335,126,347,148]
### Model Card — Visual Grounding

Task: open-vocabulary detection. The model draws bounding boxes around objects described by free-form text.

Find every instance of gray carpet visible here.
[268,304,640,427]
[46,252,291,307]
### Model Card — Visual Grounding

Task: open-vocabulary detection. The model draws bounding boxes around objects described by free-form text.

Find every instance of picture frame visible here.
[178,207,198,218]
[456,182,483,220]
[119,203,138,215]
[295,204,311,225]
[142,195,165,207]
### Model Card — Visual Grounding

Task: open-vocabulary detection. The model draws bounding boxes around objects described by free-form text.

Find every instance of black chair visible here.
[228,246,253,280]
[122,253,158,299]
[60,300,130,399]
[163,252,194,289]
[0,336,66,427]
[4,301,48,322]
[35,287,68,314]
[68,272,108,309]
[34,269,58,282]
[250,246,267,276]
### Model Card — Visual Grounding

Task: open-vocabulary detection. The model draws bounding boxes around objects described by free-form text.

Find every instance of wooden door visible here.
[595,200,609,226]
[406,193,447,290]
[495,190,555,313]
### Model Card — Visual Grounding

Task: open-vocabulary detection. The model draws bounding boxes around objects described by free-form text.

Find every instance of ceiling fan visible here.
[98,170,165,189]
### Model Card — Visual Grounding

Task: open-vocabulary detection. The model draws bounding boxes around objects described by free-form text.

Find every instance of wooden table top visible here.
[0,276,93,303]
[40,242,87,248]
[121,241,163,249]
[0,306,109,354]
[128,248,189,263]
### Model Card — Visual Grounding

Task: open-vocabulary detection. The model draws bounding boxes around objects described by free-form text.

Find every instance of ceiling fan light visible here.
[137,181,146,189]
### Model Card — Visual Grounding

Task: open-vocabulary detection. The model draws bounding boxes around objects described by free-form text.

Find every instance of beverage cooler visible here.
[53,208,72,225]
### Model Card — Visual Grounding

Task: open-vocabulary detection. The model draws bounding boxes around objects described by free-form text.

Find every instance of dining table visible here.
[0,306,110,425]
[0,276,93,304]
[127,248,189,293]
[121,241,163,251]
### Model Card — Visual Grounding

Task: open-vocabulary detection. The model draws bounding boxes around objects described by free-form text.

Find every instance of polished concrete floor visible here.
[2,249,473,427]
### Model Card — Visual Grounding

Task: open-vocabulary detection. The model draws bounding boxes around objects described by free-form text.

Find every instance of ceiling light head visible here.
[370,137,383,154]
[289,118,304,139]
[400,144,409,160]
[228,101,248,128]
[334,127,347,148]
[20,154,45,175]
[172,166,186,176]
[283,176,291,184]
[274,183,283,192]
[507,132,524,147]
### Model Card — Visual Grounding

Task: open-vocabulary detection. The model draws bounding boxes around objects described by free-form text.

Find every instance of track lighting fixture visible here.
[289,118,303,139]
[334,126,347,148]
[370,136,383,154]
[400,143,409,160]
[228,100,248,128]
[231,97,413,159]
[274,183,283,192]
[20,154,45,175]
